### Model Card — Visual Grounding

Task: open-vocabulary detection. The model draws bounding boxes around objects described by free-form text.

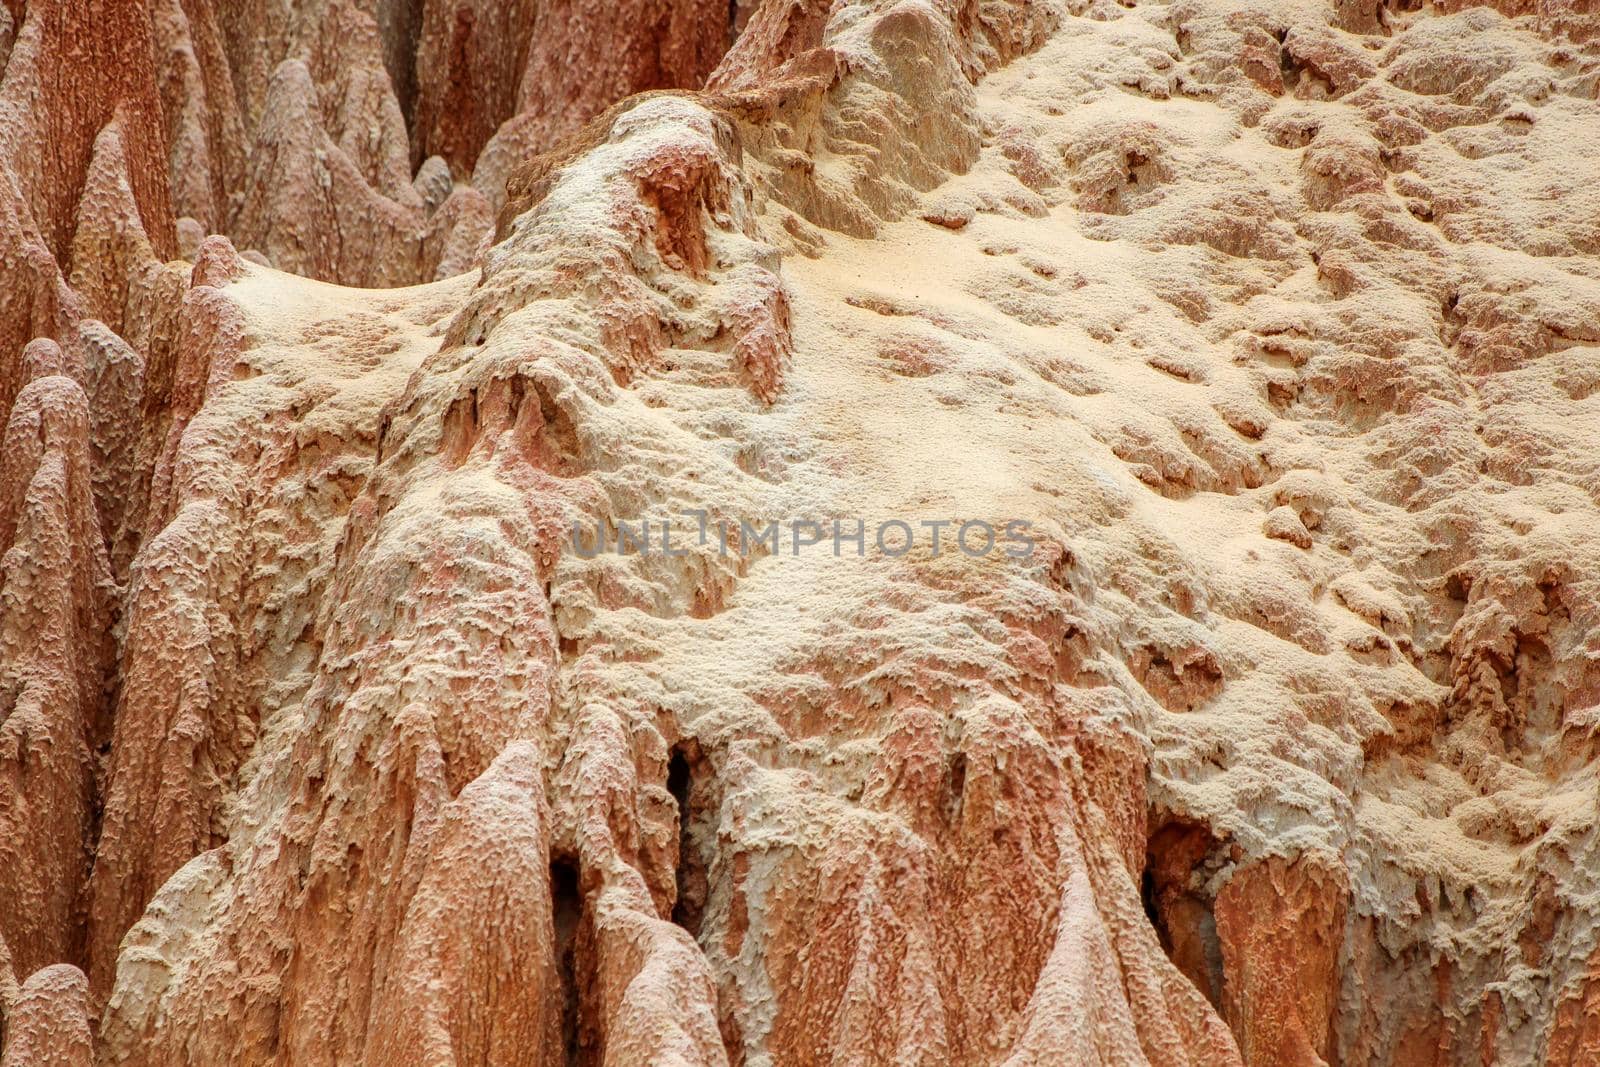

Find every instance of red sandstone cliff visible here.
[2,1,1600,1064]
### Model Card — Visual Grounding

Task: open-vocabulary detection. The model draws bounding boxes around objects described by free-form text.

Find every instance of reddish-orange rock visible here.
[5,1,1600,1065]
[1547,947,1600,1065]
[0,0,175,264]
[1215,856,1348,1067]
[0,344,114,981]
[0,964,93,1067]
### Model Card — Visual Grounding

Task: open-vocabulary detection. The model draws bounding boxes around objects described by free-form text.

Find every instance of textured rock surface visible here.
[3,0,1600,1064]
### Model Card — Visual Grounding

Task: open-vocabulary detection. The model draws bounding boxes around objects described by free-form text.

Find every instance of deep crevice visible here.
[1142,818,1228,1012]
[550,853,584,1066]
[376,0,427,136]
[943,751,966,825]
[668,743,711,938]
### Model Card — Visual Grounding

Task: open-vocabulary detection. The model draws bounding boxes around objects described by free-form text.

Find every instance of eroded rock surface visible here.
[3,0,1600,1065]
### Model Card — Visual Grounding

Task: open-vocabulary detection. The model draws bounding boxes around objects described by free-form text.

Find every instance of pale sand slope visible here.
[605,5,1600,1062]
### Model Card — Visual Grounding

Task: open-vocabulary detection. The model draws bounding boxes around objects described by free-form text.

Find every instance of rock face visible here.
[3,0,1600,1064]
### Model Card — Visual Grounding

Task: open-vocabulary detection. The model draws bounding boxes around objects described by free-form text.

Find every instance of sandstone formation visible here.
[2,0,1599,1064]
